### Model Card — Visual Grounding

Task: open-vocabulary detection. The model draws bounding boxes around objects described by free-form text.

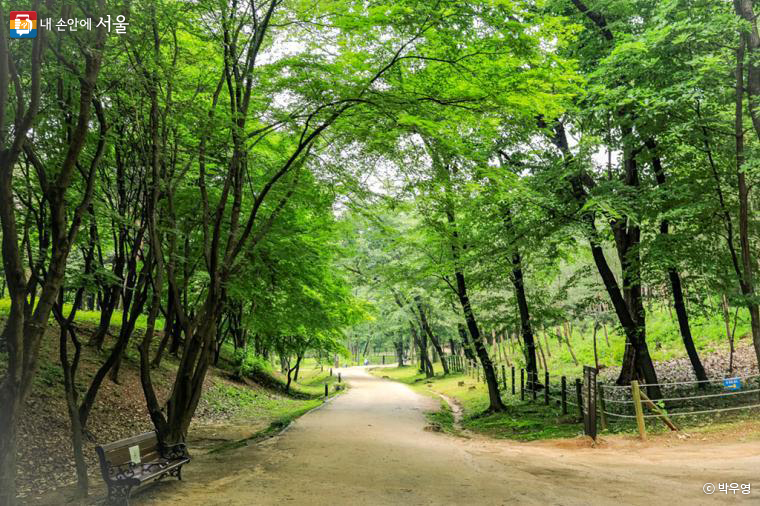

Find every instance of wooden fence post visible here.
[329,368,332,377]
[511,366,515,394]
[520,369,525,400]
[631,380,646,440]
[544,371,549,405]
[325,384,328,398]
[501,365,507,391]
[575,378,583,419]
[561,376,567,415]
[338,372,342,383]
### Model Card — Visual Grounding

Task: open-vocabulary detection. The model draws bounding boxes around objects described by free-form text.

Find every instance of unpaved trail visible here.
[136,368,760,505]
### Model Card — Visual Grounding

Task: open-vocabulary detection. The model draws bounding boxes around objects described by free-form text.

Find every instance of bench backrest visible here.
[96,432,161,472]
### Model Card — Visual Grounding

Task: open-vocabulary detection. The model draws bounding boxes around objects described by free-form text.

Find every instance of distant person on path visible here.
[364,358,369,366]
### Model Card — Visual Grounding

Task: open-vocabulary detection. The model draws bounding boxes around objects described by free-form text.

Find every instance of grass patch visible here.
[372,364,583,441]
[425,398,457,435]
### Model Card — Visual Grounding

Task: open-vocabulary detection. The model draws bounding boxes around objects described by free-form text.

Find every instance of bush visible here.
[232,350,271,378]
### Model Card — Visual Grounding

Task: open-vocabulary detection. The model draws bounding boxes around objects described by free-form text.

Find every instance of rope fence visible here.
[436,353,760,439]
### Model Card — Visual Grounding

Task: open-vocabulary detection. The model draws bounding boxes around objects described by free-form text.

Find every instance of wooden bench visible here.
[95,432,190,505]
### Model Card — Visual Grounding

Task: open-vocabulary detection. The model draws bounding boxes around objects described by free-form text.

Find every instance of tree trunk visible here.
[447,202,504,411]
[457,322,476,361]
[415,299,449,374]
[647,139,708,385]
[411,322,433,377]
[395,338,405,366]
[562,323,579,366]
[511,251,538,383]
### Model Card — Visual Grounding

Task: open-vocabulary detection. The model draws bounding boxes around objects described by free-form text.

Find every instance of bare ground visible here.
[134,367,760,505]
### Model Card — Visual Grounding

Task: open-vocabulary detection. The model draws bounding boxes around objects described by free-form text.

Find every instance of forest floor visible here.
[8,321,339,504]
[130,367,759,505]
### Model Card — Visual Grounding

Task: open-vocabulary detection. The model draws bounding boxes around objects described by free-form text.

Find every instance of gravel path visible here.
[135,367,760,505]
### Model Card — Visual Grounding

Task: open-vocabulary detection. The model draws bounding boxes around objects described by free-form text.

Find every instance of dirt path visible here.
[136,368,760,505]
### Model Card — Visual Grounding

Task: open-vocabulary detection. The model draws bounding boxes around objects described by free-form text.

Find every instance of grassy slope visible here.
[532,305,752,379]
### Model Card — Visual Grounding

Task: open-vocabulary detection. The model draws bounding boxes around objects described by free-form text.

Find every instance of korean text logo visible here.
[10,11,37,38]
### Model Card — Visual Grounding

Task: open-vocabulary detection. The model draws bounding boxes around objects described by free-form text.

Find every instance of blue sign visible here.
[723,377,741,391]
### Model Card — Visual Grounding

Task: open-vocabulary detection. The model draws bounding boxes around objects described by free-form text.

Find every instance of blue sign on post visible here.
[723,377,741,391]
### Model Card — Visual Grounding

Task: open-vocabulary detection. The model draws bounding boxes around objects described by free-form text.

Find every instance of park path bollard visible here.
[511,366,515,395]
[544,371,549,405]
[575,378,583,419]
[520,369,525,400]
[330,368,332,377]
[338,372,342,383]
[561,376,567,415]
[382,356,385,365]
[501,365,507,391]
[631,380,646,440]
[324,384,328,398]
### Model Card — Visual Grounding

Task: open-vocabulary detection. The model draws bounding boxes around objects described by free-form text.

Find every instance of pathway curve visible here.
[136,367,760,505]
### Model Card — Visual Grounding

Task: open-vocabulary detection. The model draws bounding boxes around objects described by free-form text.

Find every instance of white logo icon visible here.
[14,14,31,35]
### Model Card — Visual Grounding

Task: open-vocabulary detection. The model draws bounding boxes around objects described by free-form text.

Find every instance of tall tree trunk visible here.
[729,12,760,365]
[446,204,505,412]
[395,337,405,367]
[568,0,660,398]
[415,299,449,374]
[647,139,707,385]
[457,322,476,361]
[511,251,538,383]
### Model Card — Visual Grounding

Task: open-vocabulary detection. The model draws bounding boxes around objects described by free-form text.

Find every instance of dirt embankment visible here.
[12,324,308,504]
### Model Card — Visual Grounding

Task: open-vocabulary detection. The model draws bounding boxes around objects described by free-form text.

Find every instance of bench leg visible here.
[169,465,183,481]
[107,483,133,506]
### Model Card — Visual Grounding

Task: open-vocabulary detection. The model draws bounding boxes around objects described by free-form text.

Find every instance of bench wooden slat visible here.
[100,432,157,453]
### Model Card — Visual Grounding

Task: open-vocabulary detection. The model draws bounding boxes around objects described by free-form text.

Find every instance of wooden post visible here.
[532,371,537,401]
[511,366,515,394]
[598,384,608,431]
[338,372,342,383]
[561,376,567,415]
[476,366,480,383]
[329,368,332,376]
[631,380,646,440]
[544,371,549,405]
[501,365,507,391]
[382,355,385,365]
[520,369,525,400]
[639,389,678,431]
[575,378,583,419]
[324,384,328,398]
